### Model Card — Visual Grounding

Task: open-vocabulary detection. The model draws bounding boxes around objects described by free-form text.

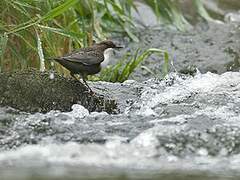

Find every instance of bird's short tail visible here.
[46,57,62,62]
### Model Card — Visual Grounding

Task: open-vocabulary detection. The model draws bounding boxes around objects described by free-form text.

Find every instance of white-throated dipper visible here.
[52,40,122,92]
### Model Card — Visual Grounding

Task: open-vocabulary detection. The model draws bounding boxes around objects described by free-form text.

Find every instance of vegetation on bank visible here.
[0,0,211,81]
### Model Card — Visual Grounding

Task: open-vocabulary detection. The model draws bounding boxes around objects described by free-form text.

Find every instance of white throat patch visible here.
[101,48,113,68]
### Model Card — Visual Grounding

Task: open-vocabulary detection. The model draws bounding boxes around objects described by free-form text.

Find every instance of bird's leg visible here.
[81,74,94,94]
[71,72,93,94]
[70,72,79,81]
[70,72,88,92]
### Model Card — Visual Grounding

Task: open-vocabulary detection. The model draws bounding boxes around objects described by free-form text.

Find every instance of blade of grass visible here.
[193,0,213,21]
[163,51,169,76]
[36,29,45,72]
[41,0,79,22]
[6,0,79,35]
[97,48,169,82]
[0,33,8,72]
[37,24,84,39]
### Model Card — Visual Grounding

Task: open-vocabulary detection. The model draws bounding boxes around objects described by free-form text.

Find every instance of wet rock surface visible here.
[0,70,116,113]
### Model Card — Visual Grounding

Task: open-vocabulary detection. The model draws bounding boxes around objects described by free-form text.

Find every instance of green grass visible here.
[90,48,169,82]
[0,0,211,81]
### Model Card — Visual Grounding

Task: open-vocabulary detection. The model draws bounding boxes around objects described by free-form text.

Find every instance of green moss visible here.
[0,70,117,113]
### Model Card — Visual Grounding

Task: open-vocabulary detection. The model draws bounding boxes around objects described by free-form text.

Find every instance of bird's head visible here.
[96,40,122,50]
[94,40,122,68]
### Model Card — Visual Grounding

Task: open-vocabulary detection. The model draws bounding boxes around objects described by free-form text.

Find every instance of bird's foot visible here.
[82,79,96,95]
[70,74,79,82]
[88,89,95,95]
[71,73,96,96]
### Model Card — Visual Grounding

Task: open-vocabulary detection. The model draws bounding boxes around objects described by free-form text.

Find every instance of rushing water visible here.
[1,71,240,179]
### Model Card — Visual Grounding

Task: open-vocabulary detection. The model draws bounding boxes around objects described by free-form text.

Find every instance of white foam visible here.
[131,72,240,117]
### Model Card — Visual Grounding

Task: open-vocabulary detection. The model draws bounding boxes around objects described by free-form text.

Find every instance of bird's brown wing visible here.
[59,50,104,65]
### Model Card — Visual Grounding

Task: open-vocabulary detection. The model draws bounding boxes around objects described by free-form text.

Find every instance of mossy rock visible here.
[0,70,117,113]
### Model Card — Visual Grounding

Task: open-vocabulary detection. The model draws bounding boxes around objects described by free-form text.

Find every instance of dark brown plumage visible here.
[52,40,122,92]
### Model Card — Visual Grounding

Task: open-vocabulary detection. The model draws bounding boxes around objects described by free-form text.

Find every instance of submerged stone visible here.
[0,70,117,113]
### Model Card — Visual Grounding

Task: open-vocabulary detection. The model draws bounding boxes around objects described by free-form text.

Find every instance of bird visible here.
[52,40,122,93]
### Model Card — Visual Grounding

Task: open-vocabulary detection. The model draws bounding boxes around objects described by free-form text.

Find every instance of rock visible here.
[120,22,240,81]
[0,70,117,113]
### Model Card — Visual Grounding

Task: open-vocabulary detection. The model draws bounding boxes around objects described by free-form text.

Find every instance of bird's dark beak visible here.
[114,46,123,49]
